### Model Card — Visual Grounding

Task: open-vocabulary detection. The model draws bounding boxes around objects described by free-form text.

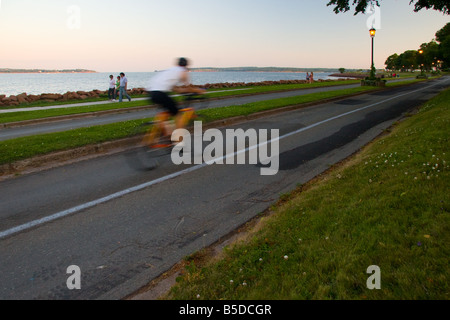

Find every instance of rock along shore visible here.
[0,78,347,108]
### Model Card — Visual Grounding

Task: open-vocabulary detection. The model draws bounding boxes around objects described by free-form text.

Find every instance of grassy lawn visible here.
[165,88,450,300]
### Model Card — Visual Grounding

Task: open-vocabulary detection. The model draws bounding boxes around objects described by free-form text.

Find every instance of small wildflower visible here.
[284,255,289,260]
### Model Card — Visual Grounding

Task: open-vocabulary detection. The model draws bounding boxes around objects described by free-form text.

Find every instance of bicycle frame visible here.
[142,97,199,149]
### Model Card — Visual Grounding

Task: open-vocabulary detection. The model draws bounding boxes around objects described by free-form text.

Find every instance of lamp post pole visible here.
[369,28,376,79]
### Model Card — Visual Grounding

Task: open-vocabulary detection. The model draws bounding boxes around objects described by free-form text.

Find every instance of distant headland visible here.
[190,67,340,73]
[0,68,97,74]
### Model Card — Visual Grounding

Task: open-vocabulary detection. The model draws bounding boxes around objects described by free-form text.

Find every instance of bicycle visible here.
[126,92,207,171]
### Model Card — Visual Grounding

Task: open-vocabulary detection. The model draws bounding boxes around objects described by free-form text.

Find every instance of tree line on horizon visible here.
[384,23,449,72]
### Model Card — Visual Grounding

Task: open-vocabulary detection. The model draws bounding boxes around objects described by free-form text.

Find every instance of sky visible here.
[0,0,448,72]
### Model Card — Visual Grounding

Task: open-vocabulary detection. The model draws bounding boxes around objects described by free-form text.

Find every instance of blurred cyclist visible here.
[147,57,205,144]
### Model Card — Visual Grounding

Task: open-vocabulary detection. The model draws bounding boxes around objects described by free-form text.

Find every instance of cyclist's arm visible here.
[173,70,206,94]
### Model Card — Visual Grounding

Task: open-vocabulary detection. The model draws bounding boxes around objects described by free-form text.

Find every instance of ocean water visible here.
[0,71,342,97]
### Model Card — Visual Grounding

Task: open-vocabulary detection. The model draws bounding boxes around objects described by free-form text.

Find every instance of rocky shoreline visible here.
[0,78,348,108]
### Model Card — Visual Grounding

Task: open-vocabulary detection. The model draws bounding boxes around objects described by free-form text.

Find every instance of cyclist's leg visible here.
[150,91,179,139]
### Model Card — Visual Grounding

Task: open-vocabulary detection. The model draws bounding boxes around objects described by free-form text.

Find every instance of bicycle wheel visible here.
[125,121,172,171]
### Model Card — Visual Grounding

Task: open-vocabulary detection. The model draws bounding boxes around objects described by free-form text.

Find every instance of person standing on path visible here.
[119,72,132,102]
[115,76,121,101]
[108,75,116,101]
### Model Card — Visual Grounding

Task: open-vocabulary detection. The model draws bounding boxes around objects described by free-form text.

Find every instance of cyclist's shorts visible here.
[149,91,178,116]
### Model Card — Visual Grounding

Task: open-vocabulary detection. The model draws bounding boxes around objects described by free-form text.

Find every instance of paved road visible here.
[0,77,448,299]
[0,82,363,141]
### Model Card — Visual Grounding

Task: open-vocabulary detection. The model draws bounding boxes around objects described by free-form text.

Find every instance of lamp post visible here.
[369,27,376,79]
[418,49,424,75]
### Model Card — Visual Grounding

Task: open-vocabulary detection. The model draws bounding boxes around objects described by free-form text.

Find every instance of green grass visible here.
[0,119,148,165]
[166,88,450,300]
[197,86,377,122]
[0,85,379,165]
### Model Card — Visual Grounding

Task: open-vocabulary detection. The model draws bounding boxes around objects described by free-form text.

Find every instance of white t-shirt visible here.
[109,78,115,89]
[147,66,186,92]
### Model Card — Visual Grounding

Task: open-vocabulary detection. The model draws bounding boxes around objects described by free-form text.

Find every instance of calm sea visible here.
[0,71,342,97]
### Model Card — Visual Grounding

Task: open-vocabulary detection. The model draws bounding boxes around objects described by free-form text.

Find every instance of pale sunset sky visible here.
[0,0,448,72]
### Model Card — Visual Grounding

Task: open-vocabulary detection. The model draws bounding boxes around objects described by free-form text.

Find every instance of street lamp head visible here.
[418,49,424,54]
[369,28,376,38]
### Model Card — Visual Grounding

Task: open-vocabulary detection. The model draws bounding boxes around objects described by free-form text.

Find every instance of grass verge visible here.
[0,85,380,166]
[165,88,450,300]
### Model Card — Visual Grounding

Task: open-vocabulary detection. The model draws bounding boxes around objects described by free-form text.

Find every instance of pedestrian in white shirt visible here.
[108,75,116,101]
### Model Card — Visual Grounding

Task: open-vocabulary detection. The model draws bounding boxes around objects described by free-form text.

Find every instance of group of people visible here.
[108,72,131,102]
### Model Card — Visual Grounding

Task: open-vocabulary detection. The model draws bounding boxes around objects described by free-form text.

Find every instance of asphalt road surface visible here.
[0,77,448,299]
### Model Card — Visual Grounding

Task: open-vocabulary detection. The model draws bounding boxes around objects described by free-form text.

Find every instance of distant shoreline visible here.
[0,69,97,74]
[190,67,340,73]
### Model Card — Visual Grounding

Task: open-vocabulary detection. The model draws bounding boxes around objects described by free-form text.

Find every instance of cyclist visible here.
[147,57,205,145]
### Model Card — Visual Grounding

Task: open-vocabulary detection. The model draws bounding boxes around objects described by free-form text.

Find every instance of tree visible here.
[435,22,450,68]
[327,0,449,15]
[419,41,440,71]
[339,68,346,73]
[398,50,419,72]
[385,54,399,71]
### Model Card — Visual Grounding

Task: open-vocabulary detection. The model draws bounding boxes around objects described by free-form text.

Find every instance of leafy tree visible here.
[327,0,449,15]
[419,41,441,71]
[385,54,399,71]
[339,68,346,73]
[435,22,450,68]
[399,50,419,72]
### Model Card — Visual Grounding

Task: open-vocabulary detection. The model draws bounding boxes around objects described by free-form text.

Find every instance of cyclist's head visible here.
[178,57,189,67]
